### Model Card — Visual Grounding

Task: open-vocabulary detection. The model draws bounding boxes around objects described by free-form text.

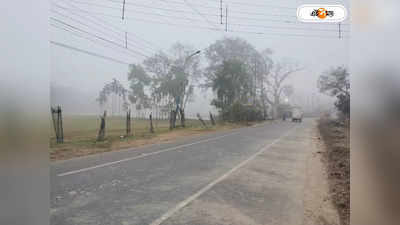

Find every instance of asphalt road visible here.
[51,119,312,225]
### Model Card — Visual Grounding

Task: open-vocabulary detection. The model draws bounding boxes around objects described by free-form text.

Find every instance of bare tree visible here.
[263,60,302,119]
[97,78,128,115]
[258,49,274,119]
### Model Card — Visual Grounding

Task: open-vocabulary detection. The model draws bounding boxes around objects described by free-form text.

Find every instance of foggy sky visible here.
[51,0,349,115]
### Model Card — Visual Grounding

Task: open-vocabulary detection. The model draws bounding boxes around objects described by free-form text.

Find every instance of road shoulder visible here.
[160,122,310,225]
[303,123,340,225]
[51,122,266,162]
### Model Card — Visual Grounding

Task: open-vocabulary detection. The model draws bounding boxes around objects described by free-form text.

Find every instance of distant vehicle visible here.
[292,107,303,122]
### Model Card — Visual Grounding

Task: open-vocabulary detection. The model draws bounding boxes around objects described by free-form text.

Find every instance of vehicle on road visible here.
[292,107,303,122]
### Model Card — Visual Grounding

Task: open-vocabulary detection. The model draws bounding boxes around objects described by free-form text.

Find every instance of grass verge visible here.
[50,115,252,161]
[318,116,350,225]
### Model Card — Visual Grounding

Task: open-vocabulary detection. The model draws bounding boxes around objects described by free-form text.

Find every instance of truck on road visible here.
[292,107,303,122]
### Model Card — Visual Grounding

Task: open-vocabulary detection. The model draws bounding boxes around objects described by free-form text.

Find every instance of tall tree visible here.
[204,37,258,90]
[97,78,128,115]
[257,48,274,118]
[318,66,350,116]
[210,59,251,119]
[127,64,151,114]
[263,60,302,119]
[143,43,201,126]
[204,37,262,113]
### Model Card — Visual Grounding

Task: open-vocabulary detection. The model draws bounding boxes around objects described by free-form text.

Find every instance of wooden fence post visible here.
[197,113,207,128]
[51,106,64,144]
[169,110,176,130]
[97,111,107,141]
[58,106,64,143]
[172,110,177,128]
[126,109,131,136]
[149,113,154,133]
[51,107,58,141]
[209,112,216,126]
[179,108,185,128]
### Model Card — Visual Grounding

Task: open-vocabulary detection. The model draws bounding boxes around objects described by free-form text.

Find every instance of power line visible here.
[50,17,150,58]
[228,28,349,38]
[151,0,297,11]
[69,0,349,26]
[55,0,160,52]
[55,0,163,52]
[228,22,350,32]
[52,9,124,44]
[157,0,202,23]
[198,0,297,9]
[53,0,350,41]
[51,7,158,55]
[70,0,218,17]
[182,0,220,30]
[57,6,350,33]
[73,0,296,18]
[103,15,350,38]
[51,41,130,64]
[51,22,143,60]
[51,22,142,60]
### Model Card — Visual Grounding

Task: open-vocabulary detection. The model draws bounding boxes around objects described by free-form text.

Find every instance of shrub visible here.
[221,102,264,122]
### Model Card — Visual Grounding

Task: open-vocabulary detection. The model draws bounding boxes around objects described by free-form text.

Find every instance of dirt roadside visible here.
[303,118,349,225]
[303,123,340,225]
[50,122,256,162]
[318,118,350,225]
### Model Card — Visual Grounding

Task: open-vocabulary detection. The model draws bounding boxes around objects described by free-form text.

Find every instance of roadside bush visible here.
[221,102,264,122]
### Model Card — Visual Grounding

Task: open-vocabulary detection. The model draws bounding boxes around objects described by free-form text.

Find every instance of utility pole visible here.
[254,58,257,105]
[220,0,223,24]
[125,32,127,48]
[225,5,228,32]
[338,23,342,39]
[118,94,121,116]
[122,0,126,20]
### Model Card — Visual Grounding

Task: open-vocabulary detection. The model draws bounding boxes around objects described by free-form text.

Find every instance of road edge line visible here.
[148,126,298,225]
[57,132,239,177]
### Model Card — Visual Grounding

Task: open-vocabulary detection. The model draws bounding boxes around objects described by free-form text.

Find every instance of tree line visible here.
[97,37,303,124]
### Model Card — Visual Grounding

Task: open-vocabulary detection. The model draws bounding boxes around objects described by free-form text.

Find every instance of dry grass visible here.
[50,115,245,161]
[318,116,350,225]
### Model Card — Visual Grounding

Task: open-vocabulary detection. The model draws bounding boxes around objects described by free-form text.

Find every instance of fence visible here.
[50,109,215,145]
[51,106,64,143]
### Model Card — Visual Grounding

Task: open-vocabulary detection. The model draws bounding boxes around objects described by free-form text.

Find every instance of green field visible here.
[50,114,252,161]
[51,115,207,143]
[50,115,212,158]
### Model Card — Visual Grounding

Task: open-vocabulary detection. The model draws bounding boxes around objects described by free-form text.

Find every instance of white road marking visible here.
[149,126,298,225]
[57,132,239,177]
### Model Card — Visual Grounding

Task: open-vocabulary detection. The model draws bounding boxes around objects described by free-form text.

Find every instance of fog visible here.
[50,0,349,115]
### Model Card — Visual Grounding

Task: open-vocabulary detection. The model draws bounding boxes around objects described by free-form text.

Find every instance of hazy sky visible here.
[50,0,350,115]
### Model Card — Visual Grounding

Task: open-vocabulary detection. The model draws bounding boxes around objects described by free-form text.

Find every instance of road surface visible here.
[51,119,313,225]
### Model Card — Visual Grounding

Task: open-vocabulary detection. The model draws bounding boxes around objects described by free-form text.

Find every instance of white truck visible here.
[292,107,303,123]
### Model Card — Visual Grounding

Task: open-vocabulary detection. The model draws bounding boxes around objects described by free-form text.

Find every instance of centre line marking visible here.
[57,132,239,177]
[149,126,298,225]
